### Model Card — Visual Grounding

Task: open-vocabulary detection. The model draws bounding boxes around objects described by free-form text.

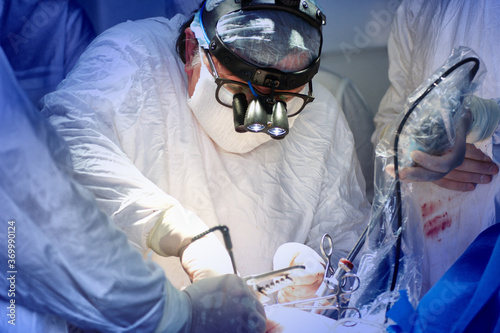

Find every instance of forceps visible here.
[320,233,335,283]
[270,271,361,320]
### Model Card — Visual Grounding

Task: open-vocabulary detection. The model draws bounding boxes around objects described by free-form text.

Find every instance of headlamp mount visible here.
[200,0,326,90]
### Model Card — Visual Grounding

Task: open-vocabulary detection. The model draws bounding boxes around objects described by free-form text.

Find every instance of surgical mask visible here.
[187,54,274,154]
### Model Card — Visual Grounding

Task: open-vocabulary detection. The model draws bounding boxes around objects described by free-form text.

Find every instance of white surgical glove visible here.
[273,243,325,303]
[147,206,234,282]
[155,275,267,333]
[466,96,500,143]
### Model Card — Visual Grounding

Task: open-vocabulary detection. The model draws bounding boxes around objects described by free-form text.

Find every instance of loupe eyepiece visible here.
[232,93,248,133]
[244,99,267,132]
[267,101,289,139]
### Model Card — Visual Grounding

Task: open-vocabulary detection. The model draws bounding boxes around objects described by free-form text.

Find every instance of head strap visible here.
[200,0,326,90]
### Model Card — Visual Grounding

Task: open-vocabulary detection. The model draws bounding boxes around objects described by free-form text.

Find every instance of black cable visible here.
[191,225,238,274]
[389,57,480,292]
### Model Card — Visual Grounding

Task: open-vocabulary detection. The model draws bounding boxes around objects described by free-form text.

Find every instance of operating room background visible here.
[75,0,394,115]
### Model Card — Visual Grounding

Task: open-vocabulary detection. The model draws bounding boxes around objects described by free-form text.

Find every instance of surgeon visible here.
[41,0,371,302]
[372,0,500,294]
[0,46,265,333]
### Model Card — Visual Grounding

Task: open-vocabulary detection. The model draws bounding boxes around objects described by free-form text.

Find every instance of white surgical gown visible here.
[373,0,500,294]
[0,47,189,333]
[42,15,371,288]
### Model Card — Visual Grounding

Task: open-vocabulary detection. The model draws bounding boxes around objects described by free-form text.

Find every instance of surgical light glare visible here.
[268,127,286,136]
[244,99,267,132]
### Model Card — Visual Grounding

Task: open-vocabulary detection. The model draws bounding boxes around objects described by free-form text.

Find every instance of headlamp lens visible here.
[268,127,287,136]
[248,124,267,132]
[267,101,289,138]
[244,99,267,132]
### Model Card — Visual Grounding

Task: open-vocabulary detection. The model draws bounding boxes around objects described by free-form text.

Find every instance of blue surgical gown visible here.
[0,46,187,333]
[0,0,95,107]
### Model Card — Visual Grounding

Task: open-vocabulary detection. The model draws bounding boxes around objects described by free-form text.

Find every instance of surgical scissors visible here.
[320,233,334,281]
[270,272,361,320]
[265,233,362,321]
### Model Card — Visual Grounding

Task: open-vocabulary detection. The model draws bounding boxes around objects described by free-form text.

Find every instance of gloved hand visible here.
[466,96,500,143]
[395,95,500,185]
[181,233,235,282]
[429,143,498,191]
[387,110,470,183]
[147,206,234,282]
[182,274,267,333]
[426,97,500,191]
[273,243,325,304]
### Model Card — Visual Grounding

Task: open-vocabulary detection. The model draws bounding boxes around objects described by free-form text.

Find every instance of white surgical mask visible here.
[187,52,273,154]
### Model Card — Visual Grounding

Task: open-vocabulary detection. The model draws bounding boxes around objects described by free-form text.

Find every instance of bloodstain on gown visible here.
[421,199,453,241]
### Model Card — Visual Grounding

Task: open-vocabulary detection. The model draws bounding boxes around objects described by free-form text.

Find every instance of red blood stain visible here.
[423,212,452,239]
[421,200,442,219]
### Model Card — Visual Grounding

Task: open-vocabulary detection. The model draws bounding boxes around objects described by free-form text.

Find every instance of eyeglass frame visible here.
[203,48,315,117]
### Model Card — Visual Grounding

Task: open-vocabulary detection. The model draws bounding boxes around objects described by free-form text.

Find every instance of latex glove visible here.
[392,97,500,190]
[182,274,267,333]
[430,144,498,191]
[386,110,470,183]
[181,234,235,282]
[427,97,500,191]
[466,96,500,143]
[147,206,234,282]
[273,243,325,303]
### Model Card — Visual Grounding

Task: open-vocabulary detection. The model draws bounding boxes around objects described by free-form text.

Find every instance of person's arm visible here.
[372,0,414,147]
[1,48,266,332]
[375,1,498,191]
[41,20,233,281]
[0,54,178,331]
[409,144,499,191]
[395,97,500,189]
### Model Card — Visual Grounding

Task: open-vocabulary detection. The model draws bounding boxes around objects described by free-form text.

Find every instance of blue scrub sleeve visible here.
[387,223,500,333]
[0,48,189,333]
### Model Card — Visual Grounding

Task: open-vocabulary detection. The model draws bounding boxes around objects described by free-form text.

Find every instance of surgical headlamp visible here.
[199,0,325,139]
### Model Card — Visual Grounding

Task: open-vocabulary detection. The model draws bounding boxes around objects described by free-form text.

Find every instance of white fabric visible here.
[0,47,189,333]
[373,0,500,294]
[314,69,376,202]
[42,16,370,289]
[187,55,272,153]
[265,307,336,332]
